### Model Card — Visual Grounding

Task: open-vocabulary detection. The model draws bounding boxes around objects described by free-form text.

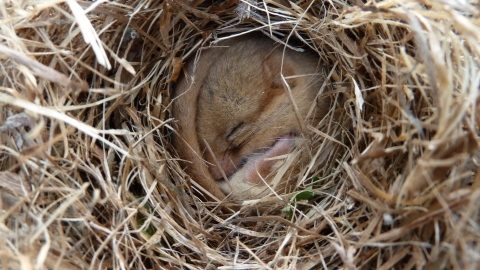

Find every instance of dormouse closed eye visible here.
[227,122,244,141]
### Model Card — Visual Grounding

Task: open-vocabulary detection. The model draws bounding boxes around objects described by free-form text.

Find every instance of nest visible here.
[1,0,480,269]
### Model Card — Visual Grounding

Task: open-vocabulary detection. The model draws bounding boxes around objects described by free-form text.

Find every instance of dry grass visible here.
[1,0,480,269]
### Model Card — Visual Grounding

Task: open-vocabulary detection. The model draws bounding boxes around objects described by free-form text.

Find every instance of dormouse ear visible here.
[262,53,297,90]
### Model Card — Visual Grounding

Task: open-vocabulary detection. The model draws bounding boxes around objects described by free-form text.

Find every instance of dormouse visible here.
[172,34,329,201]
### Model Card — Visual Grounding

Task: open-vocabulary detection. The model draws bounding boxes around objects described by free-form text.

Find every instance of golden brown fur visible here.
[172,34,329,201]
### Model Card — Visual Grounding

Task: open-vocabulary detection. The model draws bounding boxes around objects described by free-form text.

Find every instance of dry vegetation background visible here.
[1,0,480,269]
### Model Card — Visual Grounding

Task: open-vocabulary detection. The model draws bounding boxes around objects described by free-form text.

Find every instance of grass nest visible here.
[1,0,480,269]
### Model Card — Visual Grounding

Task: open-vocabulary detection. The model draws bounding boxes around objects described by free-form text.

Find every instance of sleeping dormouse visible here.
[172,34,330,201]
